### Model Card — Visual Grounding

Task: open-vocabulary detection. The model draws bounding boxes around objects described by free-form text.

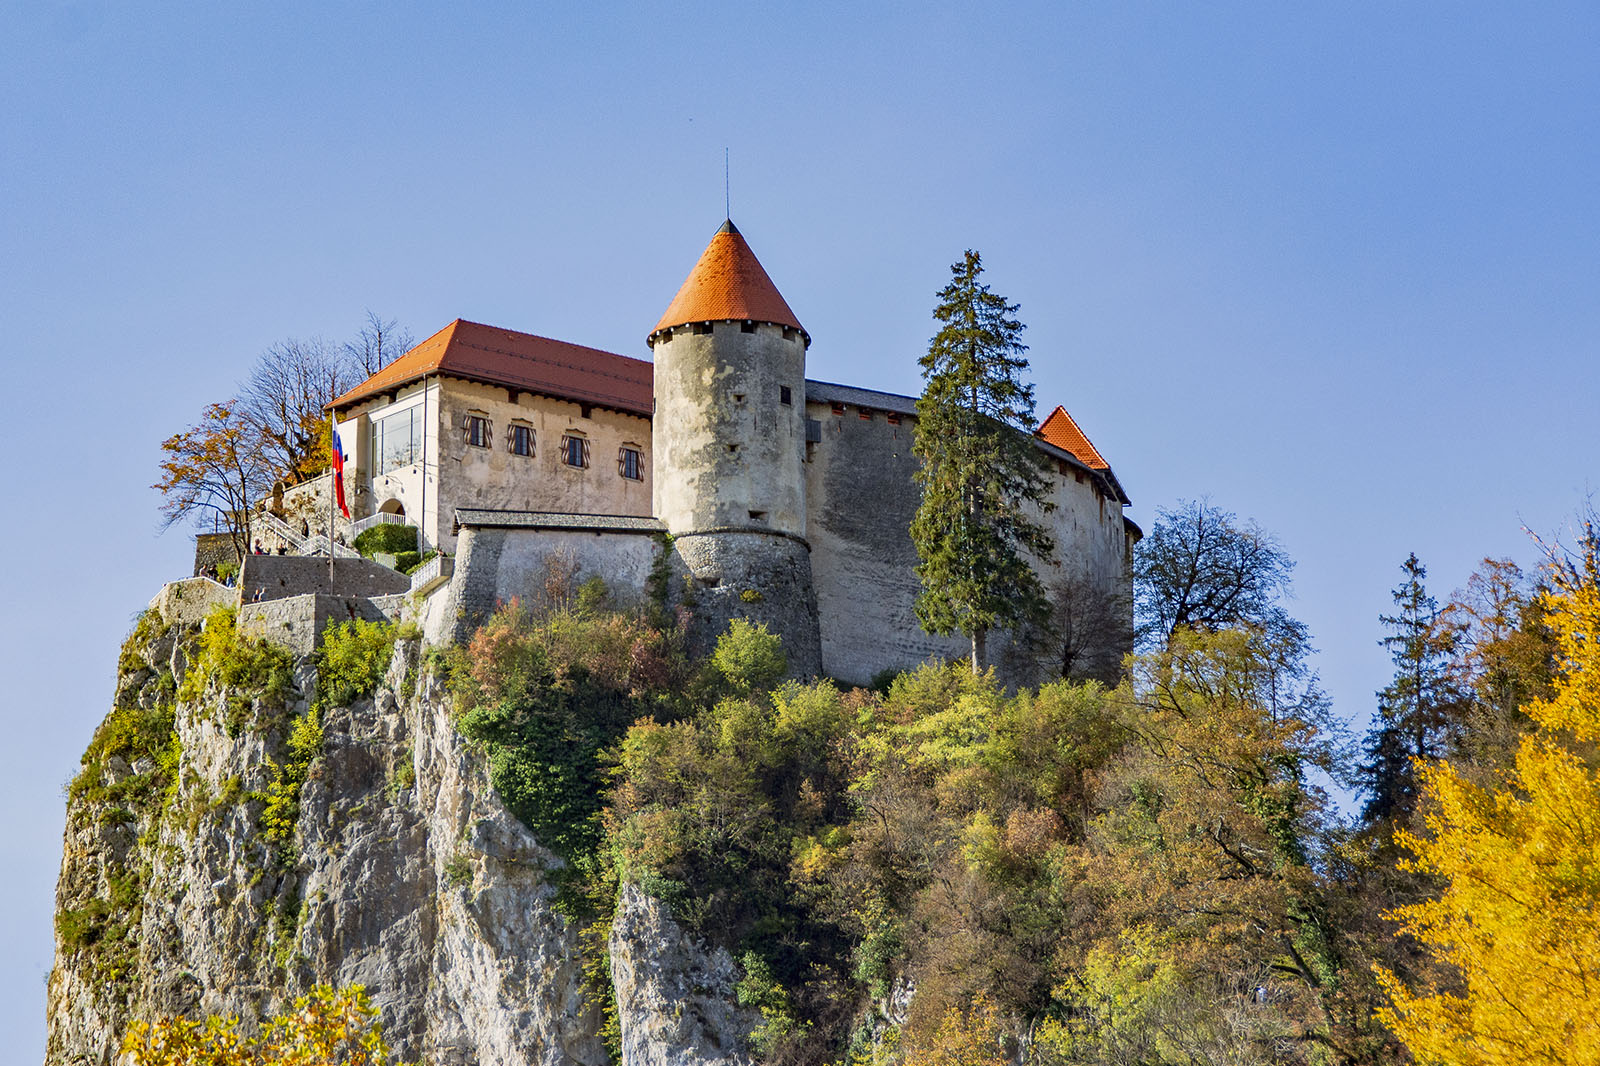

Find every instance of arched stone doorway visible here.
[378,499,406,517]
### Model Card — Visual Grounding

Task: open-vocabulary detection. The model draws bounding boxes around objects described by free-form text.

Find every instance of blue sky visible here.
[4,2,1598,1054]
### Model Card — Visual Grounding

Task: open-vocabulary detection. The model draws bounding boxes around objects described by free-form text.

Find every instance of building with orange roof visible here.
[269,220,1136,685]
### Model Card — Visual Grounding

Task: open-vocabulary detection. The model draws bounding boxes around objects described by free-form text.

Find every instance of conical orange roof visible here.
[649,220,807,345]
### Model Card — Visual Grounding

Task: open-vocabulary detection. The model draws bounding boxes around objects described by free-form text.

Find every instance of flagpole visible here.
[329,376,336,585]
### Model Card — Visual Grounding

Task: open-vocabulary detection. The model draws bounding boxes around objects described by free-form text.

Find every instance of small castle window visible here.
[741,321,756,333]
[508,424,535,457]
[692,322,713,336]
[859,409,873,420]
[465,414,491,449]
[749,510,767,522]
[886,412,901,426]
[780,385,792,406]
[831,403,845,417]
[560,434,590,468]
[619,446,643,481]
[782,327,798,341]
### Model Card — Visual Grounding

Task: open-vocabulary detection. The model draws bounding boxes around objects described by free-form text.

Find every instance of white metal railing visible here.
[254,511,310,551]
[409,553,453,593]
[301,532,363,559]
[350,512,411,537]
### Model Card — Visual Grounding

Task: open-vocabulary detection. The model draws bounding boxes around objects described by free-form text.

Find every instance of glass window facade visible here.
[372,407,423,475]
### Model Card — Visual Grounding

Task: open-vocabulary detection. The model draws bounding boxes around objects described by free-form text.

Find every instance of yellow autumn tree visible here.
[122,984,393,1066]
[1377,531,1600,1065]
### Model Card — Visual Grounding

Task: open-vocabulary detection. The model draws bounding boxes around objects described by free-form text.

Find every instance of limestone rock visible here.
[609,883,760,1066]
[46,616,755,1066]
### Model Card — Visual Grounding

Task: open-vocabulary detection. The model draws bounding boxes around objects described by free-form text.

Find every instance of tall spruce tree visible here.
[1360,553,1470,824]
[910,250,1055,673]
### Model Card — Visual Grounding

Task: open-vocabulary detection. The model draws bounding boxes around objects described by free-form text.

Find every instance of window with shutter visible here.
[560,434,589,468]
[619,446,643,481]
[508,424,535,457]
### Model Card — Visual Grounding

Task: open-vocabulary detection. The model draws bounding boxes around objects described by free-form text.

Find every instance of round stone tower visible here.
[647,219,822,675]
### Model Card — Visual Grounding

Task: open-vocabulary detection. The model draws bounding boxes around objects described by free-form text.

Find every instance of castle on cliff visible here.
[274,221,1138,685]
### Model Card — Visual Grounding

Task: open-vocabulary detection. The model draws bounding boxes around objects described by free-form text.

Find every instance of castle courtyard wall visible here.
[445,521,665,642]
[238,593,405,656]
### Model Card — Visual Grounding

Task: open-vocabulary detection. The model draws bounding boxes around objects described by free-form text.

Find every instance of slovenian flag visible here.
[332,425,351,519]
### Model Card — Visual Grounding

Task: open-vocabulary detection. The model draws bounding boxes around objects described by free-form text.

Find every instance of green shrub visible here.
[453,603,691,868]
[393,550,422,573]
[443,853,472,888]
[711,619,787,694]
[576,575,612,616]
[69,702,179,808]
[260,705,323,869]
[316,618,396,711]
[353,523,418,557]
[177,607,295,733]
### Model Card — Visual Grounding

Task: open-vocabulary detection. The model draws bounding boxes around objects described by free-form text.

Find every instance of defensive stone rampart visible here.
[445,511,667,643]
[239,554,411,604]
[670,530,823,679]
[238,593,405,656]
[148,578,237,626]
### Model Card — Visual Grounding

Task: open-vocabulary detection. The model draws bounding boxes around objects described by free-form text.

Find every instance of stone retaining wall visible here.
[148,578,236,626]
[237,593,405,656]
[239,554,410,604]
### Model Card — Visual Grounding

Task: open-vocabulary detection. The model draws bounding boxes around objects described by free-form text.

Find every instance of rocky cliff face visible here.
[46,612,756,1066]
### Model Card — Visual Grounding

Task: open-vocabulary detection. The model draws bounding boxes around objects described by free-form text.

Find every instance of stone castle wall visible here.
[670,531,823,679]
[445,522,666,643]
[239,554,411,605]
[802,389,1135,687]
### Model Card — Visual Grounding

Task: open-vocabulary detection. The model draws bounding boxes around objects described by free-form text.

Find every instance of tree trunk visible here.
[971,626,987,675]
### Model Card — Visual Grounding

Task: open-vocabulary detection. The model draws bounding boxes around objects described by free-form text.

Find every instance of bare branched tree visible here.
[238,337,352,486]
[236,313,414,486]
[1133,498,1297,652]
[343,310,414,378]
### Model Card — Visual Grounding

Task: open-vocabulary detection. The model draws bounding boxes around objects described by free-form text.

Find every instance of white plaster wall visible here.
[334,379,441,549]
[335,378,653,554]
[434,380,653,553]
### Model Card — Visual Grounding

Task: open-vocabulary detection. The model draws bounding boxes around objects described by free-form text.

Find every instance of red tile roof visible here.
[1037,404,1110,470]
[649,220,807,344]
[328,319,653,417]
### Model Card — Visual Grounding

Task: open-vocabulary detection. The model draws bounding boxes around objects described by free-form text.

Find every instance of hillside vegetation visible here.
[79,513,1600,1066]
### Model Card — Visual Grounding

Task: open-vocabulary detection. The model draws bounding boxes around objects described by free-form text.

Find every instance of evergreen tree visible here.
[910,250,1055,673]
[1360,553,1469,824]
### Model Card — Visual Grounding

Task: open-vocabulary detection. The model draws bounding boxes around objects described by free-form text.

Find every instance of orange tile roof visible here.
[328,319,653,417]
[648,220,807,344]
[1037,404,1110,470]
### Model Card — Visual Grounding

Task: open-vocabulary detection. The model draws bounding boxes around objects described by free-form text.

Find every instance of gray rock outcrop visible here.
[45,613,751,1066]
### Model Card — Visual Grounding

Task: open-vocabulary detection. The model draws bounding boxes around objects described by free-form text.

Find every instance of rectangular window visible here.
[371,406,423,475]
[509,424,535,457]
[466,414,490,448]
[886,412,902,426]
[619,446,643,480]
[831,403,845,417]
[780,385,792,406]
[561,434,589,468]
